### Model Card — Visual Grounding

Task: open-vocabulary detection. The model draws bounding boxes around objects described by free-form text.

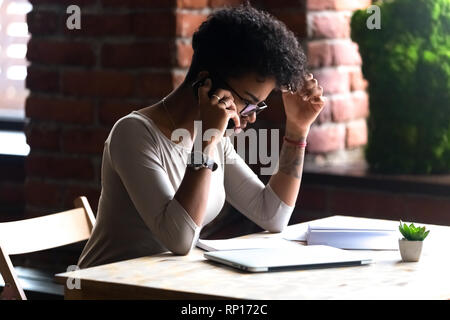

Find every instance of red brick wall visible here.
[305,0,370,164]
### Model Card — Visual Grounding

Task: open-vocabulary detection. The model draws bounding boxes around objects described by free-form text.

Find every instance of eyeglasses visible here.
[216,75,268,118]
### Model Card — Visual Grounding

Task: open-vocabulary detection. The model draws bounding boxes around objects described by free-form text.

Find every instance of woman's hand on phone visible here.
[197,78,240,150]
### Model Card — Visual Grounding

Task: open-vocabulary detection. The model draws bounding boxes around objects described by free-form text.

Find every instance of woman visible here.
[78,4,325,268]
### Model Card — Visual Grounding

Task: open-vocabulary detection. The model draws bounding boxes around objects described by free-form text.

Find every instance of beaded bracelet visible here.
[283,136,307,148]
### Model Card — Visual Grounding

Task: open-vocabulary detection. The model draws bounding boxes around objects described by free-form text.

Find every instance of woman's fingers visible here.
[308,85,323,98]
[198,78,235,107]
[304,78,318,90]
[210,88,234,105]
[219,99,241,129]
[226,108,241,130]
[301,80,323,101]
[310,95,327,107]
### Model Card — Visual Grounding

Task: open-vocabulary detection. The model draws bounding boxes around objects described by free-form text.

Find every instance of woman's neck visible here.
[163,81,201,132]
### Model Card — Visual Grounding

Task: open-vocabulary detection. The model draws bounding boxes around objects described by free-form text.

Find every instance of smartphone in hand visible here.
[192,76,236,130]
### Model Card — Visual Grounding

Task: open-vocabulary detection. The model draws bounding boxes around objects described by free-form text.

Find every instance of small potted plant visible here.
[398,221,430,262]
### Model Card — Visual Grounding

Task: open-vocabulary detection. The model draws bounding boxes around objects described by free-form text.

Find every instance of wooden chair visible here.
[0,196,95,300]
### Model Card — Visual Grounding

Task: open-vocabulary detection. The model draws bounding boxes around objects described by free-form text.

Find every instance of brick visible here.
[333,41,361,65]
[27,39,95,66]
[331,91,368,122]
[133,12,175,37]
[314,68,350,94]
[346,119,367,148]
[25,180,63,207]
[177,41,194,68]
[308,40,361,67]
[27,10,60,35]
[98,100,143,125]
[271,10,307,38]
[25,125,61,151]
[29,0,96,5]
[309,12,351,39]
[308,41,333,67]
[25,96,95,124]
[307,0,371,11]
[351,91,369,117]
[62,71,134,98]
[64,14,132,36]
[177,0,209,8]
[101,0,176,8]
[26,154,95,180]
[307,123,346,153]
[176,13,208,38]
[101,42,174,68]
[349,68,368,91]
[315,98,332,124]
[62,128,110,154]
[25,67,60,93]
[209,0,245,7]
[136,72,178,98]
[262,0,307,8]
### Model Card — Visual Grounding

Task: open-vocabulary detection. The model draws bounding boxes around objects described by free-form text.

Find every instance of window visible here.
[0,0,31,156]
[0,0,32,119]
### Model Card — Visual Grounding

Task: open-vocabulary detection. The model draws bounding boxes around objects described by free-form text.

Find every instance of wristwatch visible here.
[187,151,218,172]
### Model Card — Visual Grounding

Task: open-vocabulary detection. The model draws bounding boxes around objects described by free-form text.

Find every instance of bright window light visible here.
[0,131,30,156]
[6,43,27,58]
[7,22,28,37]
[7,65,27,80]
[6,1,32,14]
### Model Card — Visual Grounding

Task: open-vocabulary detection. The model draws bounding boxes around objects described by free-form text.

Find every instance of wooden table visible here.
[55,216,450,299]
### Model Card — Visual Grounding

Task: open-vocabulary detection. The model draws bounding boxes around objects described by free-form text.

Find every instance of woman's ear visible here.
[196,70,209,81]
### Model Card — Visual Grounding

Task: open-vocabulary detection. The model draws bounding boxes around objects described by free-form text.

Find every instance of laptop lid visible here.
[204,245,372,272]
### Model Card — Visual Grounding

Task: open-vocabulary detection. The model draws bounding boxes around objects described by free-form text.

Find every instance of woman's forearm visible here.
[268,131,307,207]
[175,167,212,227]
[174,141,215,227]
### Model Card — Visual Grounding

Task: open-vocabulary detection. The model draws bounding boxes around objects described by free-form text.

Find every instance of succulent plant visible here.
[399,221,430,241]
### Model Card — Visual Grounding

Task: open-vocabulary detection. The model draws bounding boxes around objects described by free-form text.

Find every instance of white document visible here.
[196,237,301,252]
[305,223,398,250]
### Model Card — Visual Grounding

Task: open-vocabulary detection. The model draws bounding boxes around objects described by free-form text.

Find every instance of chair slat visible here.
[0,208,91,255]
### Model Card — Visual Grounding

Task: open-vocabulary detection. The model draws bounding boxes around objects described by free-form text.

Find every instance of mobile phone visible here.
[192,76,236,130]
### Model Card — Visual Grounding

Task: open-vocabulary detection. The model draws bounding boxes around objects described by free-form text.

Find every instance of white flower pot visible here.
[398,239,423,262]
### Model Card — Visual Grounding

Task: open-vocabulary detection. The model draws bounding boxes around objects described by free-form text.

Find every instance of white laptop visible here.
[204,245,372,272]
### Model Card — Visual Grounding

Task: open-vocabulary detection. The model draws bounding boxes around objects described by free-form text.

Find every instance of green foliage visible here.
[399,221,430,241]
[351,0,450,173]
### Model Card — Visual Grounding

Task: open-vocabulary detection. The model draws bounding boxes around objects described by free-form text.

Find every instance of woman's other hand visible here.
[282,73,326,138]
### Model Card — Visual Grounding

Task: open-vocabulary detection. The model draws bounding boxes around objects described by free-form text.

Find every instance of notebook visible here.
[204,245,373,272]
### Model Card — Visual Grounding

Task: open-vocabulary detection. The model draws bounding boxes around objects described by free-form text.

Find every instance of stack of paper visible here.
[305,222,398,250]
[196,237,300,252]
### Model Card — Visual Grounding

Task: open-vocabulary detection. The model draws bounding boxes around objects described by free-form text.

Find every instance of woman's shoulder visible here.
[107,110,161,147]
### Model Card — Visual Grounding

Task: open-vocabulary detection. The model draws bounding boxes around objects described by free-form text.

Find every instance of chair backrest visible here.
[0,196,96,300]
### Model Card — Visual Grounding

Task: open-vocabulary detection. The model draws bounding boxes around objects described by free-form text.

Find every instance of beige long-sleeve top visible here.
[77,111,294,268]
